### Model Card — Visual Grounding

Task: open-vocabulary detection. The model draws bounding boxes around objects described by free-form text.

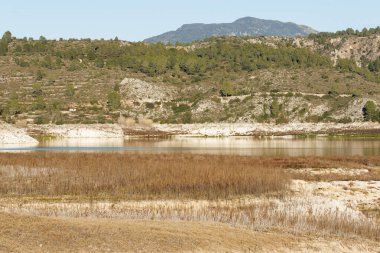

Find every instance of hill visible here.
[144,17,317,44]
[0,30,380,125]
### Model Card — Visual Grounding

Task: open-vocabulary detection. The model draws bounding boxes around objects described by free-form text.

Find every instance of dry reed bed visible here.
[1,153,380,199]
[0,153,380,241]
[1,196,379,241]
[0,153,290,199]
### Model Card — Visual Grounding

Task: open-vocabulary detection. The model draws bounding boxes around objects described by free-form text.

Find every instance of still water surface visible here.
[0,136,379,156]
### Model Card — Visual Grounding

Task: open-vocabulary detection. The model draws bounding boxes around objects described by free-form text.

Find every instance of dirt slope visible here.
[0,213,378,253]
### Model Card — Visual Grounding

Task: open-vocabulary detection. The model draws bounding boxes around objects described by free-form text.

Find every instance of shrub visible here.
[182,111,192,124]
[34,116,48,124]
[36,69,45,80]
[362,101,379,122]
[172,104,190,114]
[107,91,121,111]
[270,99,281,118]
[145,102,155,109]
[65,84,75,97]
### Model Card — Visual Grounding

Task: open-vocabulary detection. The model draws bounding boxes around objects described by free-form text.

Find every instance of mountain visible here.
[144,17,318,44]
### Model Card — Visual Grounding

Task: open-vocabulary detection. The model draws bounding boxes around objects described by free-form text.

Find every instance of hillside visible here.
[144,17,317,44]
[0,30,380,126]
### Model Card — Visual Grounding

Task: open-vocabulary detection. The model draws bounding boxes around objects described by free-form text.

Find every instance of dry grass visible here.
[1,153,380,242]
[279,156,380,181]
[2,196,379,241]
[1,153,380,199]
[0,153,289,200]
[3,212,377,253]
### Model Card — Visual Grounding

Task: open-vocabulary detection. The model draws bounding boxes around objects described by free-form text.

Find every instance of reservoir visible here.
[0,136,379,156]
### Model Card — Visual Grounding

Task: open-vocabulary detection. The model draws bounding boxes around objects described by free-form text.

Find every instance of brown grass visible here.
[4,212,377,253]
[278,156,380,181]
[0,153,289,200]
[1,153,380,242]
[1,154,380,200]
[3,197,379,241]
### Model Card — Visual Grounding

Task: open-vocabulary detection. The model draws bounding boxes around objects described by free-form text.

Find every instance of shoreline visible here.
[1,122,380,144]
[149,122,380,137]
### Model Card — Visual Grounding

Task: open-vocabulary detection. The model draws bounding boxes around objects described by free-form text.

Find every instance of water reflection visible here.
[0,136,379,156]
[124,136,380,156]
[0,142,39,150]
[43,137,125,147]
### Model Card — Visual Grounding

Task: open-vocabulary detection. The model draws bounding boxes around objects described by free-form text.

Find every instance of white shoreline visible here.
[0,124,38,144]
[1,122,380,144]
[152,122,380,137]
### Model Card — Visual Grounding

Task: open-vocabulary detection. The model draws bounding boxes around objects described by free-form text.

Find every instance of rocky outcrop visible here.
[120,78,174,104]
[0,124,38,144]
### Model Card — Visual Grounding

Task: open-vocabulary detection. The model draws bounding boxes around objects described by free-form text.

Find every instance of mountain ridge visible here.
[144,17,318,44]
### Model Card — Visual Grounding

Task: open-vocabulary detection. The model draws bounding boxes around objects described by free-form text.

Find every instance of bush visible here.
[107,91,121,111]
[172,104,190,114]
[145,102,155,109]
[182,111,192,124]
[34,116,48,124]
[270,99,281,118]
[36,69,45,80]
[31,96,46,110]
[362,101,379,122]
[65,84,75,97]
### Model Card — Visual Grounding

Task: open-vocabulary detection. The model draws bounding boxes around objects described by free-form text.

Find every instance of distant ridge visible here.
[144,17,318,44]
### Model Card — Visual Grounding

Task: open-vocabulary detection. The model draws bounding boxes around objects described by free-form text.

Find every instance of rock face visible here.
[144,17,317,44]
[120,78,173,103]
[28,124,124,138]
[0,124,38,144]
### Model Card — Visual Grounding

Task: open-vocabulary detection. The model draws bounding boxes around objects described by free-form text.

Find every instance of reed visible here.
[1,153,380,241]
[0,153,290,200]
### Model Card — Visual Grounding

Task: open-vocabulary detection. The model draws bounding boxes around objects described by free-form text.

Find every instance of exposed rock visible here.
[28,124,124,138]
[152,122,380,137]
[120,78,174,104]
[0,123,38,144]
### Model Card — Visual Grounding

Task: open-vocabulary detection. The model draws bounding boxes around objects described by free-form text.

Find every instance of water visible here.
[0,136,379,156]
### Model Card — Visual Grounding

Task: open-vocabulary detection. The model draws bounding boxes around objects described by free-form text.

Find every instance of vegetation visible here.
[4,32,332,78]
[363,101,380,122]
[0,153,379,242]
[368,57,380,73]
[1,30,380,124]
[0,153,289,199]
[308,26,380,41]
[1,153,380,200]
[0,31,12,56]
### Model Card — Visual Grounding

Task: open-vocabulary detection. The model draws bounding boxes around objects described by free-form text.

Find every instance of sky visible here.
[1,0,380,41]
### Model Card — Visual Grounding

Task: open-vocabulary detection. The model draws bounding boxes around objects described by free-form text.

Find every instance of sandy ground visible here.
[0,212,378,253]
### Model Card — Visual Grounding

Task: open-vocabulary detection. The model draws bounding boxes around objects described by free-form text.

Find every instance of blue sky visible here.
[1,0,379,41]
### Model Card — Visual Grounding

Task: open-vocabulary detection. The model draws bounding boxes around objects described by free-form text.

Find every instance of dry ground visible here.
[0,212,378,253]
